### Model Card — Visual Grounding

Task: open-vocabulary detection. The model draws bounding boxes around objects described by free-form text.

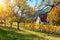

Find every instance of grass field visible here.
[0,25,60,40]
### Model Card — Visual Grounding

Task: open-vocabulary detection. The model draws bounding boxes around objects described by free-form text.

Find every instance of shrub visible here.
[20,23,60,34]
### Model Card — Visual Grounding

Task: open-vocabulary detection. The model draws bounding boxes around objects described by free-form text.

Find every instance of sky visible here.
[27,0,42,8]
[27,0,54,9]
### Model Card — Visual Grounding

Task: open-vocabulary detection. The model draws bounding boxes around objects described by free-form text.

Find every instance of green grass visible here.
[0,25,60,40]
[0,26,48,40]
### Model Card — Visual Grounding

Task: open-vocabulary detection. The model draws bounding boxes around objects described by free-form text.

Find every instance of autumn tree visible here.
[12,0,28,30]
[47,1,60,25]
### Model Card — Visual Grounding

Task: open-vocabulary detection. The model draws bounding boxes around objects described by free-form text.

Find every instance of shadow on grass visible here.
[0,26,48,40]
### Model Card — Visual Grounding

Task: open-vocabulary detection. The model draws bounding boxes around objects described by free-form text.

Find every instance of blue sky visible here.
[27,0,54,8]
[27,0,42,8]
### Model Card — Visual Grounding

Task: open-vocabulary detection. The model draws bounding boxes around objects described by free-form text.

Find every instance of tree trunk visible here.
[10,23,13,28]
[24,21,25,27]
[17,22,20,30]
[4,20,6,26]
